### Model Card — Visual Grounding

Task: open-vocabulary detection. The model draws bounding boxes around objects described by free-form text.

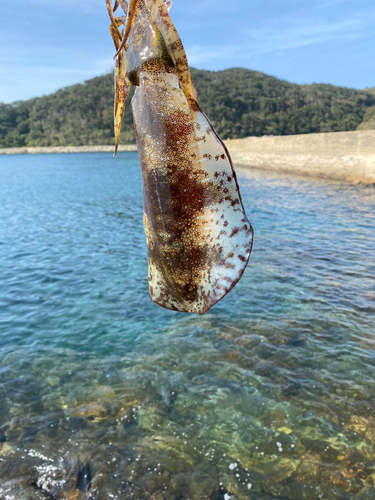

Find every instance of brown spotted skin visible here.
[106,0,253,314]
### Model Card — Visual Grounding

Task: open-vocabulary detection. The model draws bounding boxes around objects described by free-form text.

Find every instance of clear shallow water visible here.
[0,152,374,500]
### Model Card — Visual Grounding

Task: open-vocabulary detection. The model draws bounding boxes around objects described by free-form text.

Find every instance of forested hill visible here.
[1,67,375,148]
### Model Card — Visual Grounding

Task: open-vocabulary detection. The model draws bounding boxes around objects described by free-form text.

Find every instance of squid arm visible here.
[106,0,130,156]
[144,0,198,106]
[113,0,197,107]
[115,0,129,15]
[109,0,197,154]
[113,0,140,58]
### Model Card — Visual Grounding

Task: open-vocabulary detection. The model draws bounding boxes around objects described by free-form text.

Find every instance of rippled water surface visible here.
[1,152,375,500]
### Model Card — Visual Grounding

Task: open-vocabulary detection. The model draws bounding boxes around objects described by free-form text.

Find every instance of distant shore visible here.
[0,145,137,155]
[1,131,375,184]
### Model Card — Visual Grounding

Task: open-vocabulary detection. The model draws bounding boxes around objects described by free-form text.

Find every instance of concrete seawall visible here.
[226,130,375,184]
[1,131,375,184]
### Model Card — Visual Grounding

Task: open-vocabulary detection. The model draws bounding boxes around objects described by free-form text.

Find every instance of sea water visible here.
[0,152,374,499]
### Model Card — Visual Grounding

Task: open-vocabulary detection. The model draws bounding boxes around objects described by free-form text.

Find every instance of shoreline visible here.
[1,131,375,184]
[0,145,137,155]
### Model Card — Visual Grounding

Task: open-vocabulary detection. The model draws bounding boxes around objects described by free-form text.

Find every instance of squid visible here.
[106,0,253,314]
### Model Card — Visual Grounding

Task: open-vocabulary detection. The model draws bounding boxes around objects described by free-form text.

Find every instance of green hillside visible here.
[1,68,375,148]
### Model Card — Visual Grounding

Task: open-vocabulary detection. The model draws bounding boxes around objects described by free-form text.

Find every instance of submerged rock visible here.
[358,487,375,499]
[72,403,108,421]
[168,471,219,499]
[297,453,321,483]
[285,338,307,348]
[280,382,301,397]
[137,405,163,431]
[22,426,39,442]
[76,461,92,493]
[0,457,54,500]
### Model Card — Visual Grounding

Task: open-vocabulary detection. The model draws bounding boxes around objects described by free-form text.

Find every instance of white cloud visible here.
[0,44,113,102]
[246,18,360,52]
[186,8,373,66]
[23,0,105,15]
[318,0,351,5]
[28,0,102,5]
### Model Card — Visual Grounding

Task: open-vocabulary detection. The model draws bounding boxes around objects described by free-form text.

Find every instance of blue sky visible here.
[1,0,375,103]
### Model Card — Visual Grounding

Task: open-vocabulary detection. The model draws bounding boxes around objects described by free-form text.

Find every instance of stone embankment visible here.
[226,130,375,184]
[1,131,375,183]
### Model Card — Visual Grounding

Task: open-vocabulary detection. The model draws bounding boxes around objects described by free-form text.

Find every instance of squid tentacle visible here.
[113,0,140,59]
[144,0,197,106]
[112,29,130,156]
[105,0,117,24]
[107,1,130,156]
[114,16,127,27]
[106,1,128,27]
[117,0,129,14]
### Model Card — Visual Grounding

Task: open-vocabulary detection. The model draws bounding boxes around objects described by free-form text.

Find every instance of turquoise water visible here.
[0,152,374,500]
